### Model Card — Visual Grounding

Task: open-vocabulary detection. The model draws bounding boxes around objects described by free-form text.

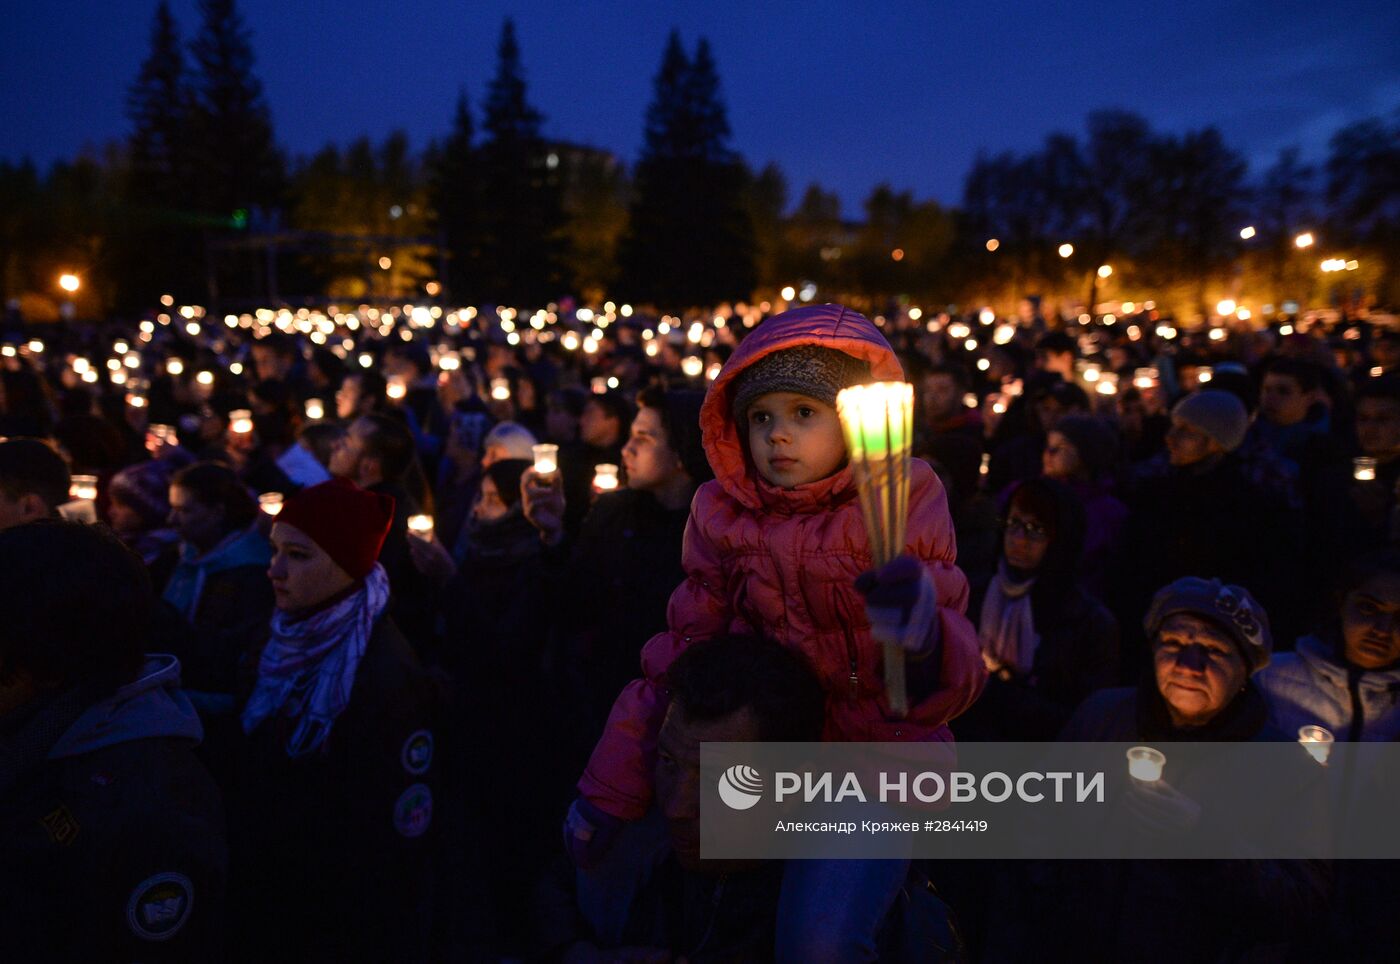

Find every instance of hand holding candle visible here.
[836,381,915,717]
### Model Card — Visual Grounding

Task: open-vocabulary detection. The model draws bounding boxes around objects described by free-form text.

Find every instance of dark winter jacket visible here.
[0,656,228,961]
[222,615,440,962]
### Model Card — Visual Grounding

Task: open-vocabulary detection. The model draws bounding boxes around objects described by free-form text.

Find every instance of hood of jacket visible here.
[47,654,203,760]
[699,304,905,513]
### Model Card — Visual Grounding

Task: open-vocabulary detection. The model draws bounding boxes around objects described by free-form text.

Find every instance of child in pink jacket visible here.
[567,304,986,955]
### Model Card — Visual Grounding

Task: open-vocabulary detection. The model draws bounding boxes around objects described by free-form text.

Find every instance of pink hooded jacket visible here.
[578,304,987,820]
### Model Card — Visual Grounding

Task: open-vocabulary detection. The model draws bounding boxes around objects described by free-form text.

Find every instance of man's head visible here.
[168,461,258,552]
[0,521,149,712]
[335,370,386,421]
[481,421,537,468]
[1034,331,1077,380]
[329,414,414,487]
[1166,391,1249,467]
[250,332,298,383]
[1258,357,1321,428]
[0,438,70,530]
[624,387,709,494]
[1145,577,1271,727]
[655,636,825,871]
[1336,549,1400,671]
[1356,376,1400,461]
[579,392,632,449]
[920,365,970,423]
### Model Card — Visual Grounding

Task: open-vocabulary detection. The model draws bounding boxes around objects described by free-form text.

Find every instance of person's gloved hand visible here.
[855,554,940,660]
[563,797,624,870]
[1124,777,1202,834]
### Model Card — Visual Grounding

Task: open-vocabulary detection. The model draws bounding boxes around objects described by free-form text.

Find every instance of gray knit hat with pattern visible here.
[731,345,870,421]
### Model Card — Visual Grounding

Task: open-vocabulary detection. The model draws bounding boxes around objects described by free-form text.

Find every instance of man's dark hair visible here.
[0,438,71,511]
[637,385,712,484]
[668,636,826,742]
[1261,356,1322,393]
[358,413,416,482]
[1035,331,1077,357]
[584,391,635,432]
[171,461,259,530]
[0,521,148,689]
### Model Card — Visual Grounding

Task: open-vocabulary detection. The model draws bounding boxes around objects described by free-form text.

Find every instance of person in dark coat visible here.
[957,478,1119,741]
[0,436,70,530]
[224,479,441,962]
[557,390,632,538]
[1116,390,1305,673]
[985,577,1330,963]
[157,461,274,711]
[0,521,227,961]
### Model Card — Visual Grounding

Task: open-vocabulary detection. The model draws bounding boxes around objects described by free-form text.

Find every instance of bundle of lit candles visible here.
[835,381,914,718]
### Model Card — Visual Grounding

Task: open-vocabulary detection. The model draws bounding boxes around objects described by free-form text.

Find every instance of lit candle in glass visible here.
[69,475,99,502]
[1298,725,1334,765]
[229,409,254,434]
[126,392,147,409]
[1354,457,1378,482]
[592,463,620,492]
[490,377,511,401]
[533,443,559,476]
[590,376,608,394]
[258,492,284,516]
[407,514,435,540]
[166,358,184,376]
[387,377,407,401]
[681,356,704,378]
[305,398,325,421]
[1126,745,1165,782]
[1197,367,1214,385]
[1133,367,1160,390]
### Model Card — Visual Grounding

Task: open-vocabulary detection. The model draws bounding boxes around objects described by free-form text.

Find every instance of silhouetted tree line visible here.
[2,0,1397,318]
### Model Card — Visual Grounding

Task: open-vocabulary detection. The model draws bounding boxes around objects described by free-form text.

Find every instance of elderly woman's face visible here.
[267,521,355,614]
[1153,613,1247,726]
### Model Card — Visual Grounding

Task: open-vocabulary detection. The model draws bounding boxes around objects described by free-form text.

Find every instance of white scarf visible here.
[978,561,1040,677]
[241,564,390,757]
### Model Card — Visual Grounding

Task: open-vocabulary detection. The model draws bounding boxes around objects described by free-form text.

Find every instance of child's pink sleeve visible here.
[577,493,733,820]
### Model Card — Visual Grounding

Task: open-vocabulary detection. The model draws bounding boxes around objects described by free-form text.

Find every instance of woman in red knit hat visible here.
[224,477,442,962]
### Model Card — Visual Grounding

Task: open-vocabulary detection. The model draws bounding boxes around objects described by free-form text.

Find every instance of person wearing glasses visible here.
[959,477,1119,741]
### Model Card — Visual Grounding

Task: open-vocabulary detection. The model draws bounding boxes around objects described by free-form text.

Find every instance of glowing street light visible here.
[985,238,1000,252]
[780,285,796,301]
[1058,243,1074,259]
[1294,233,1314,249]
[1239,226,1256,240]
[58,273,80,292]
[1216,299,1237,316]
[378,256,393,270]
[1097,264,1113,279]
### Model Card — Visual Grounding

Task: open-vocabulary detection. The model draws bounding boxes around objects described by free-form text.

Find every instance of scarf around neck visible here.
[241,563,389,757]
[979,560,1040,677]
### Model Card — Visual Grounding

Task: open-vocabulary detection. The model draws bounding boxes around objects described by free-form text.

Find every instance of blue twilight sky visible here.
[3,0,1397,213]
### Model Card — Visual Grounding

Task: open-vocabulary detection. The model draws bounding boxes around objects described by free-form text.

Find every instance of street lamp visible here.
[1294,233,1315,249]
[985,238,1000,252]
[1239,226,1256,240]
[58,273,80,292]
[1097,264,1113,279]
[1058,243,1074,258]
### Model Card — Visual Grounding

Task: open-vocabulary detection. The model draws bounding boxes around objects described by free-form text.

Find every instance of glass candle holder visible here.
[229,409,254,434]
[1298,725,1334,765]
[1126,746,1165,782]
[304,398,325,421]
[1354,457,1378,482]
[490,378,511,401]
[258,492,284,516]
[533,443,559,476]
[69,474,99,502]
[407,514,435,540]
[592,463,620,492]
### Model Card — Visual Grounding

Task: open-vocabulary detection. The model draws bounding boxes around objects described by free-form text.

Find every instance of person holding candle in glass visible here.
[225,477,440,961]
[986,576,1329,962]
[563,304,985,962]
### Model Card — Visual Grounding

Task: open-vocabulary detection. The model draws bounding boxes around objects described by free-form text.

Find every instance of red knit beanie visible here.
[277,478,394,580]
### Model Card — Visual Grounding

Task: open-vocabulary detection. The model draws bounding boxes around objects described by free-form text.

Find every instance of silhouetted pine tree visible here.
[475,19,565,304]
[429,90,484,300]
[618,32,755,307]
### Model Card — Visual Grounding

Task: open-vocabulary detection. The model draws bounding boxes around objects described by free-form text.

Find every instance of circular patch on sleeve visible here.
[394,782,434,838]
[400,729,434,775]
[126,872,194,942]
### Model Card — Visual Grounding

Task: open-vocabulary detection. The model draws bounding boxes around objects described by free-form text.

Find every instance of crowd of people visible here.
[0,294,1397,961]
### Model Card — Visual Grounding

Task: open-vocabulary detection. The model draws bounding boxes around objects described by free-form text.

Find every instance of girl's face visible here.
[1042,431,1082,481]
[107,495,144,536]
[267,521,355,614]
[1341,572,1400,670]
[1003,508,1051,572]
[473,476,510,523]
[746,392,847,488]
